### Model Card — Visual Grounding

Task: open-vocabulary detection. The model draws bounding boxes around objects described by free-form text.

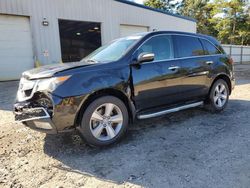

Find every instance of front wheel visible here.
[78,96,129,147]
[205,79,229,113]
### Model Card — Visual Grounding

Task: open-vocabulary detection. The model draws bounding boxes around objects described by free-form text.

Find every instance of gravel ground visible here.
[0,64,250,188]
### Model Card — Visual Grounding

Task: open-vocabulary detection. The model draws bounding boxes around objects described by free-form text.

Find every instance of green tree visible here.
[143,0,250,45]
[210,0,250,44]
[144,0,166,10]
[144,0,180,13]
[238,13,250,45]
[178,0,216,34]
[144,0,215,34]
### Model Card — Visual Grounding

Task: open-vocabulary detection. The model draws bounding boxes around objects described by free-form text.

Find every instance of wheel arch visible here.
[75,88,136,127]
[210,73,232,95]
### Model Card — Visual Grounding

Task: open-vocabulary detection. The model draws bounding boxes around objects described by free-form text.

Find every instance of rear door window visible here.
[174,35,204,58]
[201,39,221,55]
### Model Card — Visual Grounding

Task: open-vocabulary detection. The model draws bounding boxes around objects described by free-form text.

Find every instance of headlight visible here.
[19,77,36,91]
[16,76,71,102]
[17,78,38,101]
[37,76,71,92]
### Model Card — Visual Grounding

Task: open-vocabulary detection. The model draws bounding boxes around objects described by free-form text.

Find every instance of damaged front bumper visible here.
[14,104,57,134]
[14,92,82,134]
[14,76,86,134]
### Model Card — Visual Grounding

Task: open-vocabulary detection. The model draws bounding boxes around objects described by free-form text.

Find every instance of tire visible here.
[78,96,129,147]
[205,79,229,113]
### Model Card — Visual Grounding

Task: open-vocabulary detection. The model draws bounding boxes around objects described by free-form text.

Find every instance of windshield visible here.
[82,35,144,63]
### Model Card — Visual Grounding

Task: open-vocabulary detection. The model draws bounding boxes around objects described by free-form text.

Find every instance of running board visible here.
[137,101,204,120]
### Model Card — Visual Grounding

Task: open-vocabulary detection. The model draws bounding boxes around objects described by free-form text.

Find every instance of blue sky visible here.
[131,0,145,4]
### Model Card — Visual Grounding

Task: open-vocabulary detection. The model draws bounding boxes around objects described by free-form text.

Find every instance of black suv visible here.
[14,31,235,146]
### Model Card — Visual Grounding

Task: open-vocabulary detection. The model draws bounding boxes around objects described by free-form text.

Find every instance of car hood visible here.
[22,61,97,80]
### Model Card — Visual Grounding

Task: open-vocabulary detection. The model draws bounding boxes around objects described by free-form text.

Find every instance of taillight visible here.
[229,57,234,64]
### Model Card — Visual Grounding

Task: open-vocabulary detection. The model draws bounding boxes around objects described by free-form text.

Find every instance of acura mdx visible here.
[14,31,235,146]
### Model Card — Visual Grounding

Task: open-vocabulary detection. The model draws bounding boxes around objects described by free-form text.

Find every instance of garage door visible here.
[120,25,149,37]
[0,15,34,81]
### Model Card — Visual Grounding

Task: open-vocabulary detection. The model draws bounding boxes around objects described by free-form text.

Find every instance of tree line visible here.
[144,0,250,45]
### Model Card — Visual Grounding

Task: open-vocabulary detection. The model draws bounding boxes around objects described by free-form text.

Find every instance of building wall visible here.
[0,0,196,65]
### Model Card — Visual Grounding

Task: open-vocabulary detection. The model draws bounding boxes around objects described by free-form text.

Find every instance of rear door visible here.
[173,35,211,101]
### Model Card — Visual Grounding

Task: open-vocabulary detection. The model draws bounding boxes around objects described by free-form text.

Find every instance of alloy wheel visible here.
[89,103,123,141]
[213,83,228,108]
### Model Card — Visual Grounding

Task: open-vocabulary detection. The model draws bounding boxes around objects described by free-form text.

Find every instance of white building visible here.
[0,0,196,80]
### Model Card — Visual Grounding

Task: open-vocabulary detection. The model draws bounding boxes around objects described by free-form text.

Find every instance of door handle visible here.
[206,61,214,65]
[168,66,180,71]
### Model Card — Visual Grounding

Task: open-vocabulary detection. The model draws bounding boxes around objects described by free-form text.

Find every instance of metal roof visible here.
[114,0,197,22]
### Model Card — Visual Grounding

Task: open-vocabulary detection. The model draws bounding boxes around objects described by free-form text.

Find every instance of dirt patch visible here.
[0,65,250,188]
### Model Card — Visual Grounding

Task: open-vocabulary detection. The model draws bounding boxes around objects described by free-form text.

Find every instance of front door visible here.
[131,34,182,111]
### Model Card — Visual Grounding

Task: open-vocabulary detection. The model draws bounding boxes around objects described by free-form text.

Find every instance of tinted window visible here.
[201,39,221,55]
[174,35,204,58]
[138,35,174,61]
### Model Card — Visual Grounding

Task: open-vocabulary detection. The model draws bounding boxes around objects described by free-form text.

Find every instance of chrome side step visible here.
[137,101,204,120]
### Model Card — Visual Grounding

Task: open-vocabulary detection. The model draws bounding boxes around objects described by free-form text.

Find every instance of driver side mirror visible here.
[137,52,155,64]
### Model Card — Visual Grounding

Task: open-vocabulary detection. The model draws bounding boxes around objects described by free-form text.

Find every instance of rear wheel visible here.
[205,79,229,112]
[78,96,129,147]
